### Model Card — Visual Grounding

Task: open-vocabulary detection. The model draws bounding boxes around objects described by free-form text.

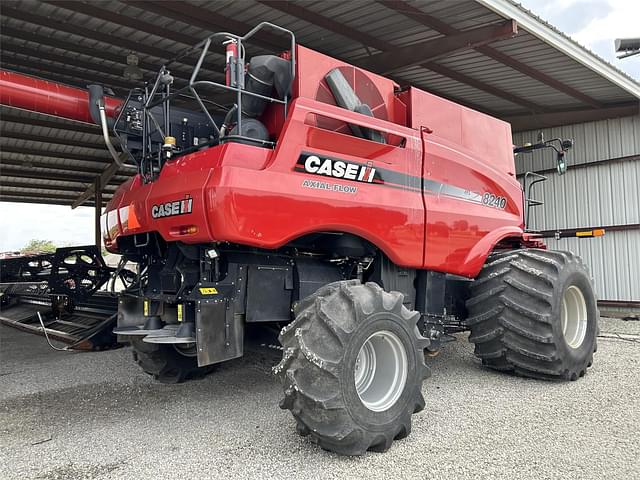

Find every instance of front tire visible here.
[466,249,598,380]
[275,280,430,455]
[130,338,213,384]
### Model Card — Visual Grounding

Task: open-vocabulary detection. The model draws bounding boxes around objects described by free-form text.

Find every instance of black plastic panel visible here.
[195,299,243,366]
[245,265,292,322]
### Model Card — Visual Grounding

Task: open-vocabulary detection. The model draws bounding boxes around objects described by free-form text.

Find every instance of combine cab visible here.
[1,22,599,456]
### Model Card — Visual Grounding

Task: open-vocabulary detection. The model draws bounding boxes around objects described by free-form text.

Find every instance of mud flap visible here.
[195,298,244,366]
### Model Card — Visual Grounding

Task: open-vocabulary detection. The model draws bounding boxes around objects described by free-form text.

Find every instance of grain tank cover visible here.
[403,88,515,176]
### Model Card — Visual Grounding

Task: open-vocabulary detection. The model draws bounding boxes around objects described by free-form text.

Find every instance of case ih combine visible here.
[1,23,599,455]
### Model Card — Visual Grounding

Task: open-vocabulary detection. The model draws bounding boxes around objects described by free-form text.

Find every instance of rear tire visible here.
[466,249,598,380]
[130,338,213,384]
[275,280,430,455]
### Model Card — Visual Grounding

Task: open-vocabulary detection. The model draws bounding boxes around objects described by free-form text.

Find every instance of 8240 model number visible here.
[482,192,507,209]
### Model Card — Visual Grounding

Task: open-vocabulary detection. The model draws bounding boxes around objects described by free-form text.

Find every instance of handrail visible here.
[523,171,547,230]
[115,22,296,182]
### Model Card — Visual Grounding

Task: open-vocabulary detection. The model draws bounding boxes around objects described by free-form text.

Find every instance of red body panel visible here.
[103,46,524,278]
[403,89,523,276]
[0,70,121,124]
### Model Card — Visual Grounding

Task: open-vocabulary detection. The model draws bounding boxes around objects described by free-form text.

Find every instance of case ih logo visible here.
[151,195,193,219]
[297,153,377,183]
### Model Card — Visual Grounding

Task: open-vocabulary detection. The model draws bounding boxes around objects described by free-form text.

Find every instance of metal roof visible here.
[1,0,638,207]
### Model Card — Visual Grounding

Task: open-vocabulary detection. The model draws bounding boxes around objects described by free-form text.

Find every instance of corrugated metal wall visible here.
[513,114,640,303]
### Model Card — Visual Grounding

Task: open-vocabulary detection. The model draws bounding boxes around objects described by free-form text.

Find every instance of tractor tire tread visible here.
[465,249,597,380]
[275,280,429,455]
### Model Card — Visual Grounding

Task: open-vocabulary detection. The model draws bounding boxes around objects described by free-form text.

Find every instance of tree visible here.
[20,239,57,254]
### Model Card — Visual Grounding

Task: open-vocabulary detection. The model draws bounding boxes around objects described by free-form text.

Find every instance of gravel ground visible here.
[1,318,639,480]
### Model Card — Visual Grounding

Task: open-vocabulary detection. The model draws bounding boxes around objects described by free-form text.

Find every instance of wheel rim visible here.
[354,330,408,412]
[560,285,588,349]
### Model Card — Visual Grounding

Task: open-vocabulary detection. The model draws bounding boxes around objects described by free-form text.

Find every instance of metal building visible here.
[514,115,640,312]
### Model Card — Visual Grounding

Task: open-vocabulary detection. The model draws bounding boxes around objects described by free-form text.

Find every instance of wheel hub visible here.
[354,330,408,412]
[561,285,588,349]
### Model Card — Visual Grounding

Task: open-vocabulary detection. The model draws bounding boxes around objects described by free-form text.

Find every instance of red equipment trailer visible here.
[0,22,598,456]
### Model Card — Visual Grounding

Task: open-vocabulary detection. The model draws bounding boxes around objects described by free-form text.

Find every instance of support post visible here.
[94,177,102,248]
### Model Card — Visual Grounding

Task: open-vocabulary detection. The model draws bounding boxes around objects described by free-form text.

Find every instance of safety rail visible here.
[114,22,295,182]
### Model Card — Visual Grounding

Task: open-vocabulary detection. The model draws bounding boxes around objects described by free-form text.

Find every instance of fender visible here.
[460,226,524,278]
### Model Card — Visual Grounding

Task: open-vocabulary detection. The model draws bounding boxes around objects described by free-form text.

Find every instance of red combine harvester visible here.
[1,23,598,455]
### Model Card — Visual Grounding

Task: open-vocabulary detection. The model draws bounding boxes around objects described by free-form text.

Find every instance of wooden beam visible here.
[379,0,604,108]
[358,21,518,74]
[506,103,640,131]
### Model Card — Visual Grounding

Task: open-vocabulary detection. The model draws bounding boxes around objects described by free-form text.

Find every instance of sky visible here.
[518,0,639,79]
[0,0,638,252]
[0,203,95,252]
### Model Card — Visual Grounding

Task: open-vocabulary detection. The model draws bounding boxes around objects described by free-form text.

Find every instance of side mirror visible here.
[557,152,567,175]
[513,137,572,175]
